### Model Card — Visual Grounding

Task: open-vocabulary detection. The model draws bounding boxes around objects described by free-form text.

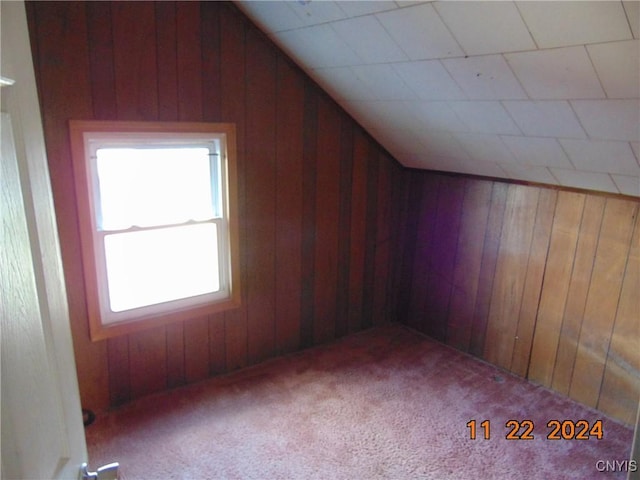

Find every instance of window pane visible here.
[97,147,217,230]
[104,223,220,312]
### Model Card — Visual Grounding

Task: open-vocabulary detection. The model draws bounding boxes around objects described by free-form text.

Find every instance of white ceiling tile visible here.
[340,104,376,131]
[442,55,527,100]
[414,129,470,160]
[500,164,560,186]
[559,138,640,175]
[344,100,419,131]
[311,67,377,101]
[339,100,379,130]
[419,155,466,173]
[393,61,466,101]
[571,99,640,141]
[274,25,361,68]
[369,128,427,156]
[236,1,305,33]
[550,168,619,193]
[433,2,535,56]
[376,4,464,60]
[501,136,573,168]
[587,40,640,99]
[337,1,397,17]
[288,1,347,26]
[502,100,587,139]
[412,154,458,173]
[455,133,518,164]
[241,0,637,186]
[505,46,605,99]
[623,1,639,39]
[449,101,522,135]
[611,174,640,196]
[408,101,469,132]
[516,1,632,49]
[331,16,408,64]
[351,64,416,100]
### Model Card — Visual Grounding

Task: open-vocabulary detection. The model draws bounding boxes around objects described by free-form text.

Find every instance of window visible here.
[70,121,240,341]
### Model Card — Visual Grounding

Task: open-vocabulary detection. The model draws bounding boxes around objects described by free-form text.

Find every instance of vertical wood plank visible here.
[447,180,492,352]
[335,118,354,337]
[313,97,342,343]
[483,184,539,369]
[528,191,584,386]
[569,198,637,407]
[112,1,158,120]
[347,130,369,333]
[469,182,509,357]
[208,312,226,375]
[385,161,409,324]
[220,5,248,371]
[397,172,423,325]
[598,211,640,424]
[424,176,465,342]
[107,337,130,406]
[372,152,393,326]
[245,28,277,363]
[201,2,222,122]
[550,195,606,395]
[176,2,202,122]
[407,174,440,331]
[129,328,167,399]
[300,84,318,347]
[275,58,304,354]
[361,142,380,329]
[184,316,210,383]
[510,188,557,377]
[166,322,185,388]
[155,1,178,121]
[86,2,116,120]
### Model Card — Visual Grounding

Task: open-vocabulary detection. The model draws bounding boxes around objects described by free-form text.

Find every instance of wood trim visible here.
[68,120,242,341]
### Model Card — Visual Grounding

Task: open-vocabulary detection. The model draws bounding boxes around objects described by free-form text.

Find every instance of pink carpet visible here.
[86,324,634,479]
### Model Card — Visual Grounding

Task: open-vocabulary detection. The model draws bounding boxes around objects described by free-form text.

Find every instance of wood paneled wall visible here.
[26,1,404,411]
[26,1,638,427]
[399,171,639,425]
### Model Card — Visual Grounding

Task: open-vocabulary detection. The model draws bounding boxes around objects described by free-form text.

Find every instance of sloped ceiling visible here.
[236,1,640,197]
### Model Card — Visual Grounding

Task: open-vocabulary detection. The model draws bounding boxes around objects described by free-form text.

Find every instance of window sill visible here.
[88,294,241,341]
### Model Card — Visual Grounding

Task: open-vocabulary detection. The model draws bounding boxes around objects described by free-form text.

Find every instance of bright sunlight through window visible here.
[97,147,221,312]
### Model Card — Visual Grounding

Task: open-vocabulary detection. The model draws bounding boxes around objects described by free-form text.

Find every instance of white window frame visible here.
[70,121,241,341]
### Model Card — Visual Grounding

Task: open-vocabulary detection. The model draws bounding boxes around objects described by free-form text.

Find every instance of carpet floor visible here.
[86,324,634,479]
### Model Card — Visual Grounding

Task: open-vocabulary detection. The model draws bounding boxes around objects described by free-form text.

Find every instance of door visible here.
[1,2,88,478]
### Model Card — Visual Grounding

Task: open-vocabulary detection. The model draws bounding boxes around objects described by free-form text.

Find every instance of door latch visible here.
[81,462,120,480]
